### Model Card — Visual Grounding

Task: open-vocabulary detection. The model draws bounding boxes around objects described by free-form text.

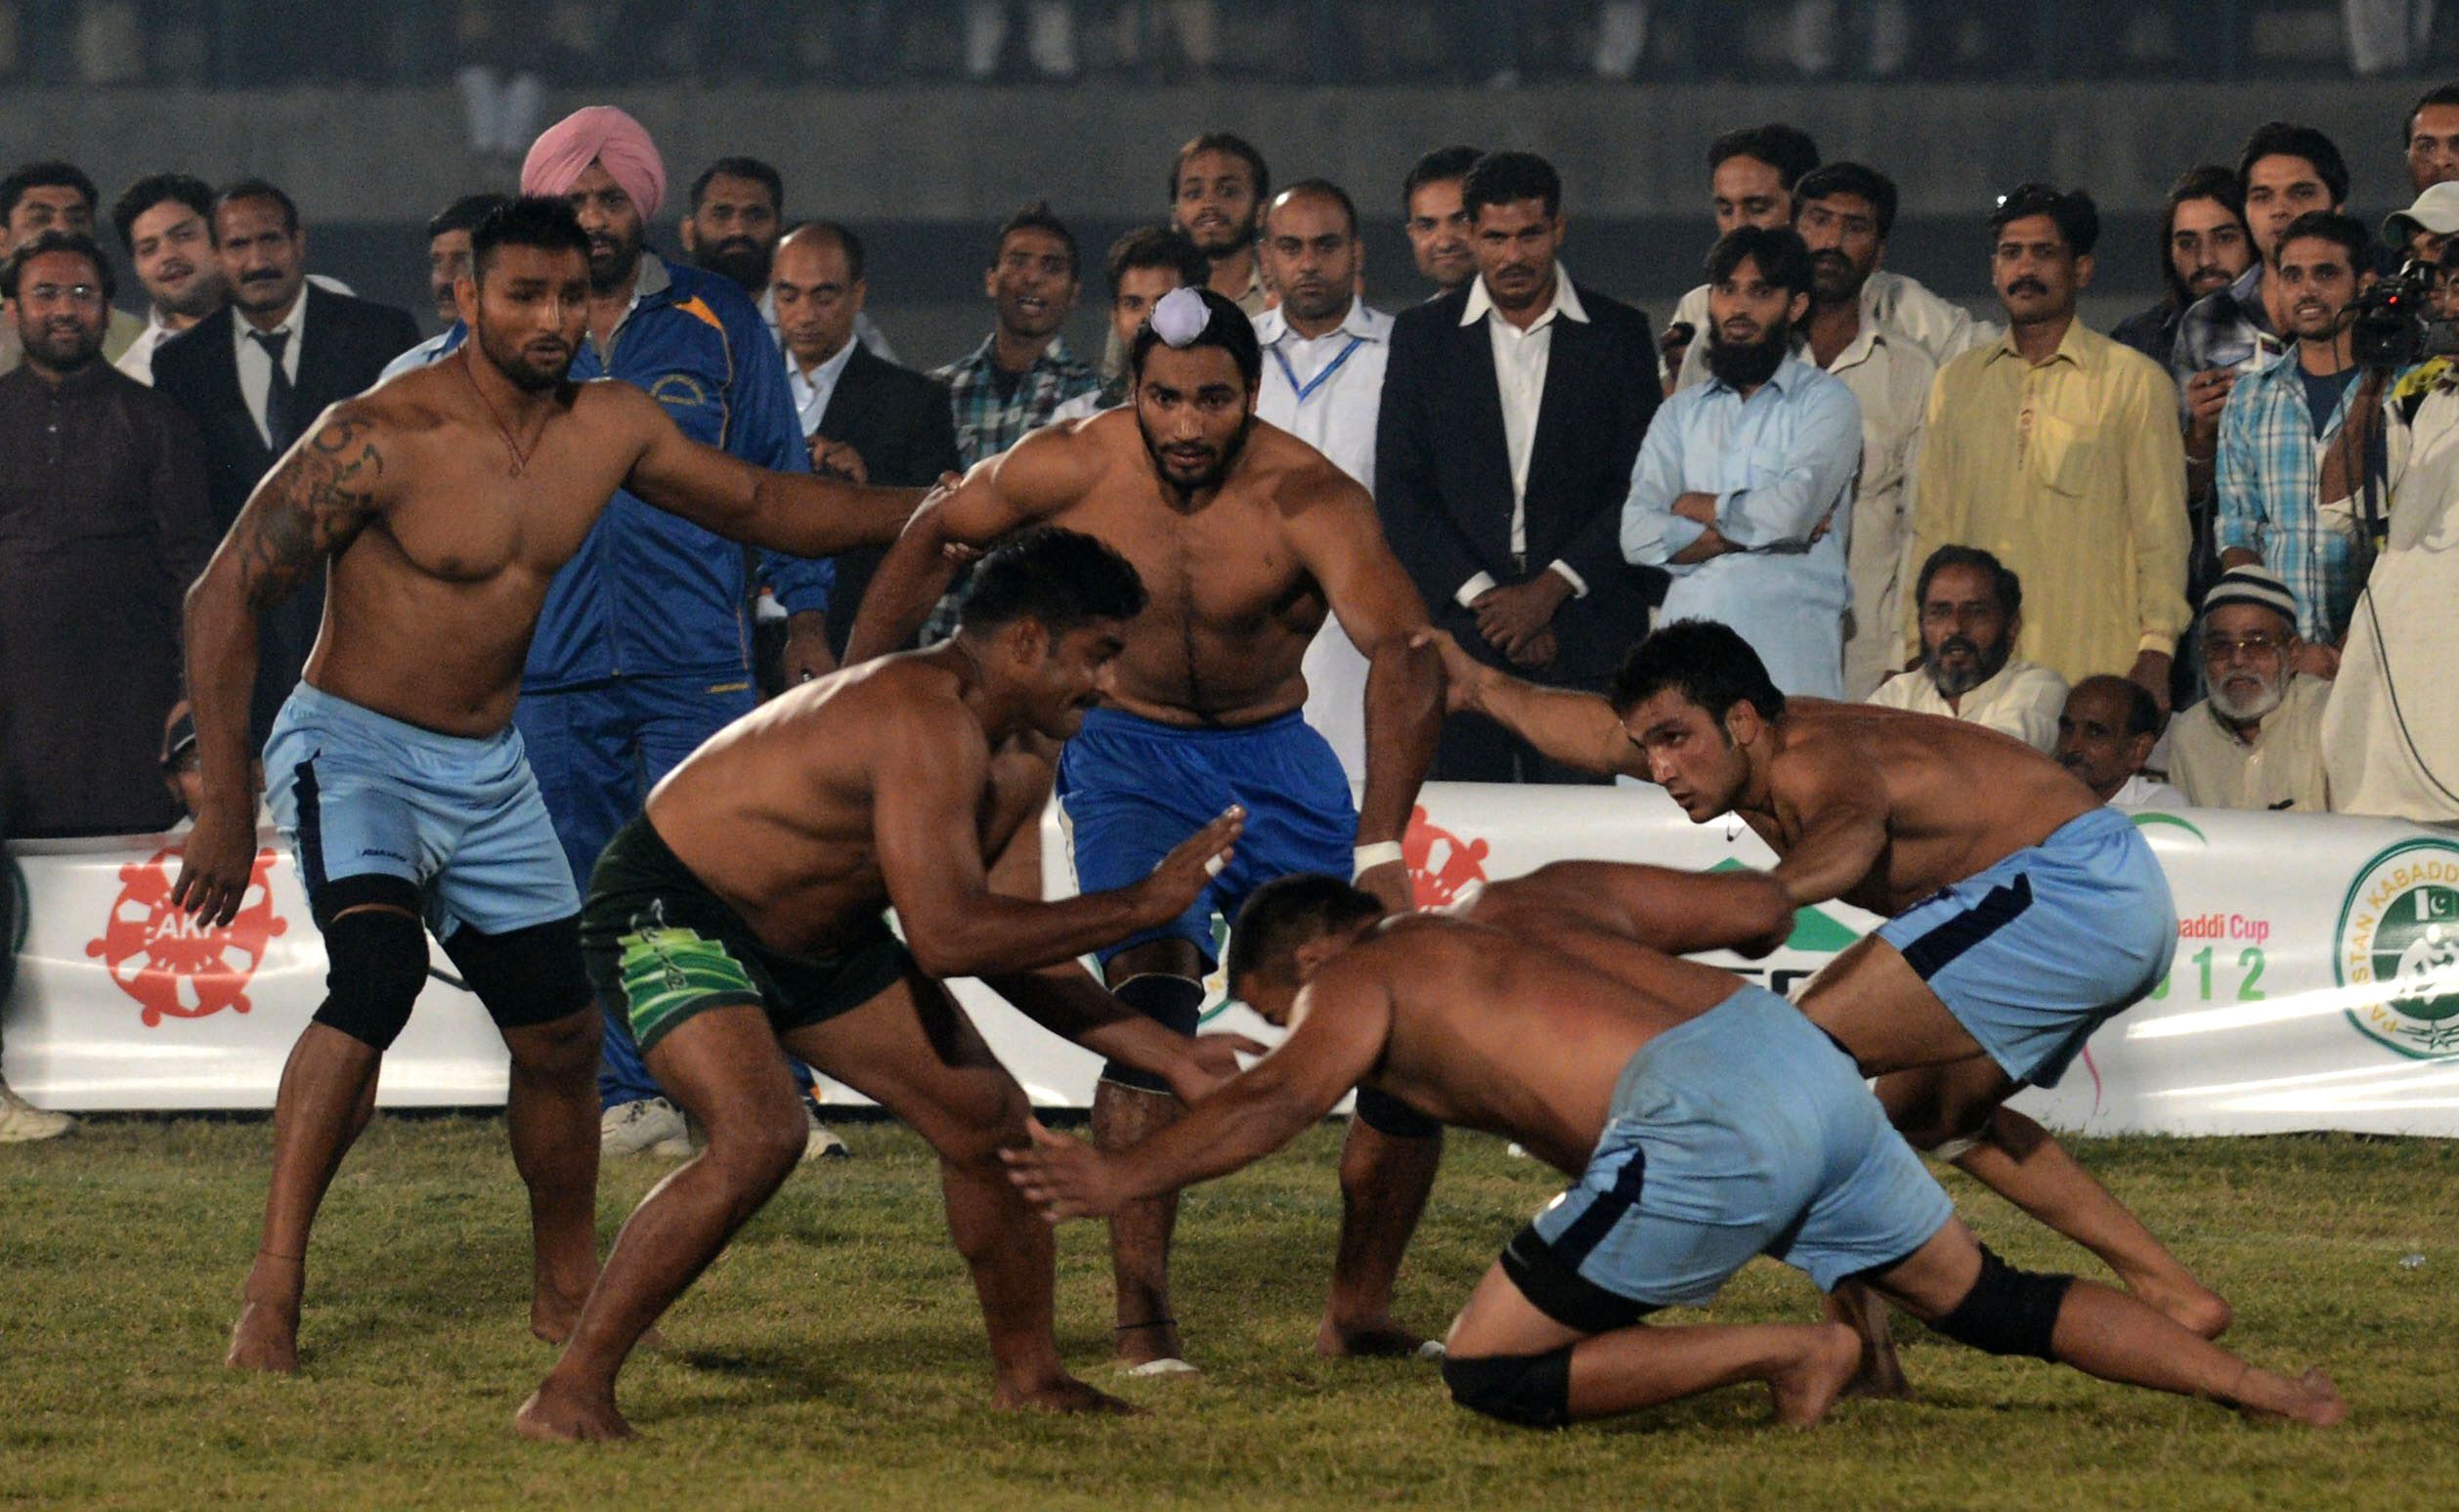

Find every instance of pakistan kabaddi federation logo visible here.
[2336,839,2459,1058]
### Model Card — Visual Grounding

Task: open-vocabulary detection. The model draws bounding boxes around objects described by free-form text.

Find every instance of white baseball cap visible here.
[2383,180,2459,246]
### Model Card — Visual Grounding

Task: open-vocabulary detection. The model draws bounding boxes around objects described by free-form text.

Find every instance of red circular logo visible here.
[84,845,288,1025]
[1402,804,1489,909]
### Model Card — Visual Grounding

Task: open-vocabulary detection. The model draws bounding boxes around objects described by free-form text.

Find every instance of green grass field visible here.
[3,1117,2452,1510]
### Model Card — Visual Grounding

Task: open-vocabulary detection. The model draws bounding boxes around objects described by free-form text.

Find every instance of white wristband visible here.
[1353,842,1404,876]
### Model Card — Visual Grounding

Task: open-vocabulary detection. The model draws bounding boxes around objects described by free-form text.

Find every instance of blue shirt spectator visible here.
[1621,350,1862,697]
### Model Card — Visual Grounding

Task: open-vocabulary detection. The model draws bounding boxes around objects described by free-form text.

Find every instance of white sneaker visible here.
[801,1102,850,1162]
[599,1097,691,1158]
[0,1081,72,1144]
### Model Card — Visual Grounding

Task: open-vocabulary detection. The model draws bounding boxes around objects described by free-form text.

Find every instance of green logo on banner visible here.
[2335,839,2459,1058]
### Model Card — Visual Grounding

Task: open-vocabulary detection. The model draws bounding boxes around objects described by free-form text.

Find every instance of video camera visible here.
[2351,257,2459,368]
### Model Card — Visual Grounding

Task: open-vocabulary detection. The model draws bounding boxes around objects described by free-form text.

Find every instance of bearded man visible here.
[1867,546,2068,753]
[2169,566,2333,811]
[845,285,1446,1373]
[1621,226,1863,698]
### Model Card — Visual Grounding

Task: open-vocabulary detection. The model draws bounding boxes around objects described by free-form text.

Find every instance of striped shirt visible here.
[2213,350,2368,644]
[930,334,1100,469]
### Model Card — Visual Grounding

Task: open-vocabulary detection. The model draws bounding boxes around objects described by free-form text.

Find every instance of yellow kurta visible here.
[1906,321,2189,685]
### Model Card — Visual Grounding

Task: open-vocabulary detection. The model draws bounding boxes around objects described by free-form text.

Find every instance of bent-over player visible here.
[846,286,1443,1368]
[1005,870,2347,1430]
[517,528,1251,1441]
[176,198,928,1374]
[1423,618,2230,1391]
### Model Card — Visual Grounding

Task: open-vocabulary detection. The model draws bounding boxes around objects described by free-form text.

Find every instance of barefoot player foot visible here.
[1316,1317,1430,1359]
[2229,1365,2350,1427]
[514,1380,636,1443]
[225,1294,301,1374]
[996,1373,1138,1414]
[1770,1324,1864,1426]
[1113,1318,1186,1370]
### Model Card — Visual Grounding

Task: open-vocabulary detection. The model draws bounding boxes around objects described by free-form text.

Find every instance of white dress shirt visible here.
[1254,298,1394,785]
[786,336,860,439]
[113,310,180,386]
[1454,264,1589,606]
[233,291,307,449]
[1866,657,2069,753]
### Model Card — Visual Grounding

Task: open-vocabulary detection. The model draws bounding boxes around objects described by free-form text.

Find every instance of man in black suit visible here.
[769,221,960,664]
[1374,151,1661,782]
[154,179,420,746]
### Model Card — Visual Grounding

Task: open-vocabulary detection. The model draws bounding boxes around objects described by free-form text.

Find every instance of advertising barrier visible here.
[7,784,2456,1135]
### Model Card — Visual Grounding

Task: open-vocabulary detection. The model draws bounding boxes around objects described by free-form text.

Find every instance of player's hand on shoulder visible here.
[1133,805,1244,925]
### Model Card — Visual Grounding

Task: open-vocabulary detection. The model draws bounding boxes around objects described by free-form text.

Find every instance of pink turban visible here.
[522,106,668,221]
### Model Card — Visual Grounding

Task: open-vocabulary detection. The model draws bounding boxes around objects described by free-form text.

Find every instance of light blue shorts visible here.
[1502,986,1954,1330]
[1875,805,2177,1088]
[263,683,580,939]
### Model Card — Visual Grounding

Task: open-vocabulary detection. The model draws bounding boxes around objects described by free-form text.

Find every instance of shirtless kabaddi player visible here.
[516,527,1254,1441]
[1422,617,2232,1390]
[844,285,1444,1368]
[1003,867,2346,1430]
[174,198,925,1375]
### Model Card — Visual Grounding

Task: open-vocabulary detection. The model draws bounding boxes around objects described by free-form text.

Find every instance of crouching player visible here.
[1003,866,2348,1430]
[517,528,1253,1440]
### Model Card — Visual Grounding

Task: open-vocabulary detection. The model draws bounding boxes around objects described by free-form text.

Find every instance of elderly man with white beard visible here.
[2168,566,2333,811]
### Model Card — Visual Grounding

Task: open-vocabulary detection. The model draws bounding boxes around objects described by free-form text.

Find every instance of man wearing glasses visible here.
[2169,567,2332,812]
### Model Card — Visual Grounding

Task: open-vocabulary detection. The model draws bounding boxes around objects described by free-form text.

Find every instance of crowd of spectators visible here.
[10,81,2459,1141]
[3,2,2456,90]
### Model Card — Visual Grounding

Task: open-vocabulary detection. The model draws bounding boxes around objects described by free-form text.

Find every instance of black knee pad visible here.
[440,914,593,1030]
[1100,972,1204,1094]
[1354,1085,1442,1140]
[310,877,430,1052]
[1442,1346,1575,1429]
[1930,1241,2073,1361]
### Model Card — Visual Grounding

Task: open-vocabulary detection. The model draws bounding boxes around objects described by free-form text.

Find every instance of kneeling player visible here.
[1004,868,2346,1430]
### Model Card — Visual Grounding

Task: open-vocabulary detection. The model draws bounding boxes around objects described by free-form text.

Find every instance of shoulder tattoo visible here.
[236,412,386,609]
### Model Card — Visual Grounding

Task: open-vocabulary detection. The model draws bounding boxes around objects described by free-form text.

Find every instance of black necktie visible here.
[253,328,296,453]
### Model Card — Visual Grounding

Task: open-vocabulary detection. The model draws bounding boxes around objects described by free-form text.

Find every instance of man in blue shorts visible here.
[1423,617,2233,1392]
[845,286,1443,1369]
[1003,868,2347,1430]
[174,198,924,1374]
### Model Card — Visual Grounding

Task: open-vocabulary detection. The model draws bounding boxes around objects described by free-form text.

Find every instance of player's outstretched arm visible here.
[1002,968,1394,1220]
[1490,861,1794,959]
[874,700,1243,976]
[841,427,1097,663]
[612,383,923,558]
[1410,626,1645,779]
[175,405,390,926]
[982,965,1263,1102]
[1285,474,1442,908]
